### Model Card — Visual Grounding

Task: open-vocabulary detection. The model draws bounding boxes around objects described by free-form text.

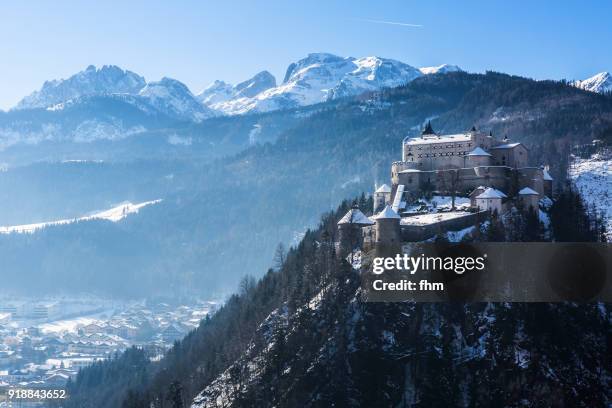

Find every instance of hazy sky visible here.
[1,0,611,110]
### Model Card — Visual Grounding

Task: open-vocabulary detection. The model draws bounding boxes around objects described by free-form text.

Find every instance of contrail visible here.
[353,18,423,28]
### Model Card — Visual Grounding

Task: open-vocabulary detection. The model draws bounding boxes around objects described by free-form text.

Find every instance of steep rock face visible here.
[15,65,146,110]
[574,72,612,94]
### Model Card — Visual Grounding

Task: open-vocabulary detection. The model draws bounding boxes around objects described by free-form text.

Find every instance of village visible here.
[337,124,554,254]
[0,298,217,394]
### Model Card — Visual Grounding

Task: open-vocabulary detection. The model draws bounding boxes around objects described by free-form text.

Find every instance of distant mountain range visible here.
[6,55,610,153]
[198,54,453,115]
[10,54,463,118]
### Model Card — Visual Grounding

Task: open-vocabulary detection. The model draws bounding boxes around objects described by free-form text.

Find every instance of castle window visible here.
[417,154,422,158]
[408,178,412,184]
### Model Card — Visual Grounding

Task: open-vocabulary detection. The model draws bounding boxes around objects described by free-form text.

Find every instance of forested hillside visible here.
[64,190,609,407]
[2,72,612,297]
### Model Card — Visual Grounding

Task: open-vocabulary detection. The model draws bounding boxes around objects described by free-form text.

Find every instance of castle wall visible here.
[398,166,513,195]
[400,211,487,242]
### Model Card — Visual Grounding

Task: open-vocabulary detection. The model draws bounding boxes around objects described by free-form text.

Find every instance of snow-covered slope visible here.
[139,77,214,122]
[15,65,146,110]
[569,150,612,241]
[419,64,462,75]
[573,72,612,94]
[0,200,161,234]
[206,53,424,115]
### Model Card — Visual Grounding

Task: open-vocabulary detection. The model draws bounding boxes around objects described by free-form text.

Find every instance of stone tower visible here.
[373,184,392,213]
[337,204,374,258]
[373,205,401,245]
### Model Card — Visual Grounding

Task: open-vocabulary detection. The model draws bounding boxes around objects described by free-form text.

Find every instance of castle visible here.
[337,123,553,254]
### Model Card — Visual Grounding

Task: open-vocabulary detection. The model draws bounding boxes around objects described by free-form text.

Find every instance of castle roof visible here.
[543,168,553,181]
[422,121,435,135]
[467,147,491,156]
[405,133,472,146]
[337,207,375,226]
[490,142,522,150]
[518,187,539,195]
[469,186,487,197]
[374,205,401,220]
[375,184,392,193]
[476,187,507,199]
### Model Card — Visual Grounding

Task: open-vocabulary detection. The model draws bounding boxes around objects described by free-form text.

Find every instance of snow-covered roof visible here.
[374,205,401,220]
[543,169,553,181]
[490,142,522,149]
[467,147,491,156]
[469,186,487,196]
[375,184,392,193]
[399,169,422,173]
[337,208,375,225]
[475,187,507,199]
[404,133,472,145]
[518,187,539,195]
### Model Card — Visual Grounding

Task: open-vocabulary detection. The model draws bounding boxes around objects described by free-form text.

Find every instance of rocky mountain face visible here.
[15,65,146,110]
[574,72,612,94]
[138,77,214,122]
[196,71,277,106]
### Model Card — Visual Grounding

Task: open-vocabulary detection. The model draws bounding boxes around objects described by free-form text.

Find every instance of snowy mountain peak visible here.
[419,64,463,75]
[574,72,612,94]
[15,65,146,110]
[234,71,276,98]
[139,77,214,122]
[197,80,234,105]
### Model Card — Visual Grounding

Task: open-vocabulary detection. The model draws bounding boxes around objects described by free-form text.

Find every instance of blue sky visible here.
[1,0,611,110]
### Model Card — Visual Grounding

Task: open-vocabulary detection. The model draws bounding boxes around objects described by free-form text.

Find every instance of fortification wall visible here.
[400,211,487,242]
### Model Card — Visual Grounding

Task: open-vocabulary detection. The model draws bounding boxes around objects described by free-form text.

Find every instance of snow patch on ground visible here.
[0,199,162,234]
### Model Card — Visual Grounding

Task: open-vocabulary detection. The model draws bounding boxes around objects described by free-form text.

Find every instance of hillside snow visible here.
[569,151,611,240]
[0,199,161,234]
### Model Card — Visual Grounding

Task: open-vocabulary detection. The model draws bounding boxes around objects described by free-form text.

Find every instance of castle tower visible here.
[373,205,401,246]
[337,204,374,258]
[467,147,492,167]
[518,187,539,212]
[373,184,392,213]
